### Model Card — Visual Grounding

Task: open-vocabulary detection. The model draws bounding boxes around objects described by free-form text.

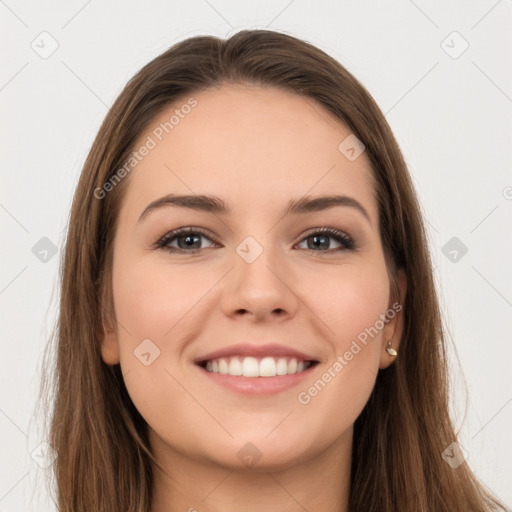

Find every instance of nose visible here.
[220,244,299,323]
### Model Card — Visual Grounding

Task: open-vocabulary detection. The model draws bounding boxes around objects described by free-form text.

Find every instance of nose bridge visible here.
[236,235,280,287]
[222,232,298,320]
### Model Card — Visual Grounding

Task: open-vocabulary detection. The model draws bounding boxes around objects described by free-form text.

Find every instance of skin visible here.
[101,84,407,512]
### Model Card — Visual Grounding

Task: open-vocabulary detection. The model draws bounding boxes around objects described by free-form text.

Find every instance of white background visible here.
[1,0,511,510]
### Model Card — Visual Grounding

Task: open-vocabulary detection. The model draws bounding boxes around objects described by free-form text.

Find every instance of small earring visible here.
[386,340,397,356]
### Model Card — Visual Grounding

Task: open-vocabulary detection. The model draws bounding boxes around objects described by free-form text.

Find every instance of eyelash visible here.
[153,226,357,254]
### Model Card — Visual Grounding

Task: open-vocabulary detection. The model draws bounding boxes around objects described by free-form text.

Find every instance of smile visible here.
[194,342,320,394]
[201,356,315,377]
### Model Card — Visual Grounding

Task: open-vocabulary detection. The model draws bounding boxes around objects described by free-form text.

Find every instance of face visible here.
[101,84,406,471]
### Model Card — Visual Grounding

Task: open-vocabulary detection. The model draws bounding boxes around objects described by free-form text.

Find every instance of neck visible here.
[149,427,352,512]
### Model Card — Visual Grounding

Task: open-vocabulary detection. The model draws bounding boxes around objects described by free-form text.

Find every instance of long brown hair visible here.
[38,29,507,511]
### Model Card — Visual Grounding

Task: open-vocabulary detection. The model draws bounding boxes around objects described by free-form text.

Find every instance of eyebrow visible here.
[138,193,372,224]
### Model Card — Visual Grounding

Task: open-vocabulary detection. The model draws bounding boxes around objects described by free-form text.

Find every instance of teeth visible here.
[242,356,260,377]
[228,357,243,376]
[203,356,312,377]
[259,357,276,377]
[218,358,229,374]
[276,357,288,375]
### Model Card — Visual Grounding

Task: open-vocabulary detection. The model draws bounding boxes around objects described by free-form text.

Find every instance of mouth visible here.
[193,343,320,395]
[196,355,319,377]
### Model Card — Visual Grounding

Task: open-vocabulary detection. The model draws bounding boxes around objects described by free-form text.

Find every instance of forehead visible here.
[119,84,377,223]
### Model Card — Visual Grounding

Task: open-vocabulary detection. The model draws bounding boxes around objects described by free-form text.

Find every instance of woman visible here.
[39,29,508,511]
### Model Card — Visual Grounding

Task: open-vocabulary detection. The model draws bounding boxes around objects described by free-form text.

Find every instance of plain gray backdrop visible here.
[1,0,511,510]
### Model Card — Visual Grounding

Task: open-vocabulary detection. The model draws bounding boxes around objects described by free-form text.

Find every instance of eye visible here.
[295,227,356,252]
[154,227,217,253]
[154,226,356,254]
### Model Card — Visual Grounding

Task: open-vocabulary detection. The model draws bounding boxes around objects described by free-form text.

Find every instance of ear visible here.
[379,267,407,370]
[100,317,121,365]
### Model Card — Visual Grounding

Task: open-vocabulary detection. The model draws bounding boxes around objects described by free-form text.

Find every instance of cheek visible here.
[109,251,228,403]
[293,261,389,422]
[302,260,390,350]
[112,256,210,344]
[110,257,210,432]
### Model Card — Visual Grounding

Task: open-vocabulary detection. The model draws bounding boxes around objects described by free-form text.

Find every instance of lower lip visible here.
[196,363,318,395]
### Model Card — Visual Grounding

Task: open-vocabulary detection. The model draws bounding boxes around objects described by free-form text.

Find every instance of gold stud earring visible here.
[386,340,397,357]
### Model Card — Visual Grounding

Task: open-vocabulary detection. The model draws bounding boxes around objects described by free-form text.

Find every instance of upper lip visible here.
[194,343,318,364]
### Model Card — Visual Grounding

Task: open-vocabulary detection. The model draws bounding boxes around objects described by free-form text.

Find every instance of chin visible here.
[199,429,317,472]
